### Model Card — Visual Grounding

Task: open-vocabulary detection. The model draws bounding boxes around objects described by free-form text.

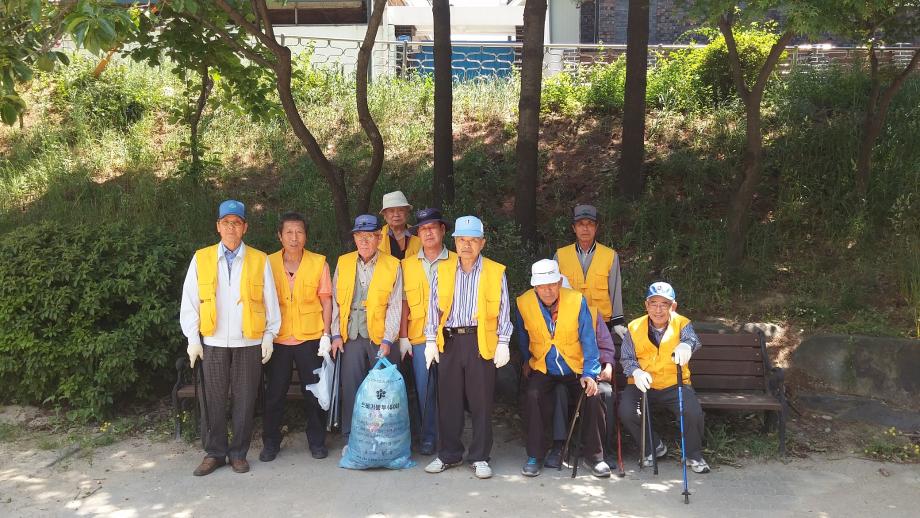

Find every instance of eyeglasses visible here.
[219,220,244,229]
[647,302,672,311]
[354,234,378,243]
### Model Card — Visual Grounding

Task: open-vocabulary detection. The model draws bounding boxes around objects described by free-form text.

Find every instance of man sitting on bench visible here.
[618,281,710,474]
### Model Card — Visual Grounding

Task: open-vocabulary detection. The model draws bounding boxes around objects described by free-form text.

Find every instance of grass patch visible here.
[861,427,920,463]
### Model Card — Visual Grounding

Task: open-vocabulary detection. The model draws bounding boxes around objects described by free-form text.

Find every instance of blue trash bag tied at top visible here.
[339,357,416,470]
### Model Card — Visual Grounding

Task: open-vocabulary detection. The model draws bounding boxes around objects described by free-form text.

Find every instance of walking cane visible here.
[195,362,211,451]
[559,389,586,478]
[419,362,438,450]
[676,363,691,504]
[638,389,646,470]
[611,369,625,477]
[327,352,341,432]
[645,391,658,475]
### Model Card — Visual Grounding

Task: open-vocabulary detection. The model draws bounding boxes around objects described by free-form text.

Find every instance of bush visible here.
[584,57,627,113]
[0,221,188,421]
[541,72,586,116]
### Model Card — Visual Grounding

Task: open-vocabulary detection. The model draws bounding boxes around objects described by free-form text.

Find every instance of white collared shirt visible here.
[180,242,281,348]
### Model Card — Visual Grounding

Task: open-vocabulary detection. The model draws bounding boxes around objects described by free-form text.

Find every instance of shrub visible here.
[0,221,188,421]
[541,72,586,116]
[584,57,627,113]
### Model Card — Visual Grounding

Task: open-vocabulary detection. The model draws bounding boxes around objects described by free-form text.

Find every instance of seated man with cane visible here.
[515,259,609,478]
[618,282,710,473]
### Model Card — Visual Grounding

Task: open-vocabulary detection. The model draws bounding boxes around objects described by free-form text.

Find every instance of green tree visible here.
[0,0,131,126]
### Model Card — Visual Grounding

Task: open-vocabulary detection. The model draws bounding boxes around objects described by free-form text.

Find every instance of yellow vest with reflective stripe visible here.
[556,243,616,321]
[335,252,400,345]
[402,250,458,345]
[269,250,326,342]
[379,224,422,257]
[517,288,586,375]
[195,244,267,340]
[434,255,505,359]
[626,313,692,390]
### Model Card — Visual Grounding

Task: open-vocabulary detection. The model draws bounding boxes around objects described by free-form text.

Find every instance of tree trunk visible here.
[619,0,650,200]
[720,15,794,265]
[274,46,352,243]
[855,47,920,198]
[354,0,388,214]
[189,65,213,177]
[514,0,548,245]
[432,0,454,207]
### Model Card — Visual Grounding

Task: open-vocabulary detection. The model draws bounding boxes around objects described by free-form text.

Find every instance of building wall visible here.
[549,0,582,44]
[578,0,695,45]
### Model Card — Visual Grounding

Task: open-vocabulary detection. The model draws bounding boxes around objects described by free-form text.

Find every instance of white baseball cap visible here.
[380,191,412,212]
[530,259,562,286]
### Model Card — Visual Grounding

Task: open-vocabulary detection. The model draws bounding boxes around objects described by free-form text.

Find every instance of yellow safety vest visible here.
[626,313,692,390]
[516,287,587,375]
[195,243,268,339]
[268,249,327,342]
[402,250,458,345]
[379,224,422,258]
[556,242,616,321]
[334,252,400,345]
[434,255,506,359]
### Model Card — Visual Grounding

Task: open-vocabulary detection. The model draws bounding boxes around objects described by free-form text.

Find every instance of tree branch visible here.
[254,0,275,42]
[187,12,274,69]
[718,12,751,103]
[752,30,795,98]
[877,47,920,115]
[212,0,278,51]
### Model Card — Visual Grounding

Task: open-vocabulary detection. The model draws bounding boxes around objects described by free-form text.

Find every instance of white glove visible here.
[261,336,274,364]
[318,335,332,359]
[187,342,203,368]
[493,343,510,368]
[633,368,653,393]
[399,337,412,360]
[672,342,692,366]
[424,340,439,369]
[613,325,628,340]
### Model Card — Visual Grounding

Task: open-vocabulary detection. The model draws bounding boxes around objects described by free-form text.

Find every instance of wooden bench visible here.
[690,330,787,455]
[171,357,309,440]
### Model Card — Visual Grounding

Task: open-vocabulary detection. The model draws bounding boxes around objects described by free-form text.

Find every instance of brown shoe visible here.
[230,458,250,473]
[193,456,225,476]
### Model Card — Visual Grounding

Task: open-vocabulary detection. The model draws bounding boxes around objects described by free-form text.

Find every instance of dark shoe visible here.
[521,457,542,477]
[310,445,329,459]
[230,458,250,473]
[259,445,279,462]
[587,459,611,478]
[193,456,225,476]
[419,441,436,456]
[544,448,563,469]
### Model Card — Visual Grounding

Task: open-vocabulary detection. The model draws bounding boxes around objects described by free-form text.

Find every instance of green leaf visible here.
[0,100,18,125]
[35,54,55,73]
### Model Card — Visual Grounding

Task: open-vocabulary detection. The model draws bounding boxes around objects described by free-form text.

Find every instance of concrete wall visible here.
[548,0,582,44]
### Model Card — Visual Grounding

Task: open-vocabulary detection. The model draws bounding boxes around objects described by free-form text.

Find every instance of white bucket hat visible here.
[530,259,562,287]
[380,191,412,213]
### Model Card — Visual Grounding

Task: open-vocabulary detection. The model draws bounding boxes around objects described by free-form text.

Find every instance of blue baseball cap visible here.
[412,207,452,234]
[351,214,382,233]
[452,215,484,238]
[218,199,246,221]
[646,281,676,302]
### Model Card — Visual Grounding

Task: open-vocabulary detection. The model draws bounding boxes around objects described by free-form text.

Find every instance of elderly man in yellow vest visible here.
[398,208,455,456]
[618,282,710,474]
[554,204,627,338]
[379,190,422,260]
[325,214,404,448]
[515,259,609,478]
[261,212,334,462]
[180,199,281,476]
[422,216,513,479]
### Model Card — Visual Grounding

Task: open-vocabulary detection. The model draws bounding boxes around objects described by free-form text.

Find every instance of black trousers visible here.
[199,344,262,461]
[526,371,604,463]
[618,384,705,461]
[437,333,496,464]
[262,339,326,450]
[553,381,618,459]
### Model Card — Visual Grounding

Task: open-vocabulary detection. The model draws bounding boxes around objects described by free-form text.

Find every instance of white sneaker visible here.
[687,458,711,474]
[642,441,668,467]
[471,461,492,479]
[425,457,459,473]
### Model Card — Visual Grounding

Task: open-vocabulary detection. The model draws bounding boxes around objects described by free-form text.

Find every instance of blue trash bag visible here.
[339,357,416,470]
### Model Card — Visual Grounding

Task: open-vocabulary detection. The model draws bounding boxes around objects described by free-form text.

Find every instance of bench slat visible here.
[691,375,767,391]
[697,392,782,411]
[691,348,762,361]
[695,333,760,347]
[689,360,764,376]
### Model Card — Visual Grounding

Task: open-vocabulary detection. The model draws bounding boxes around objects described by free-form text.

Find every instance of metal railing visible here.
[274,34,919,80]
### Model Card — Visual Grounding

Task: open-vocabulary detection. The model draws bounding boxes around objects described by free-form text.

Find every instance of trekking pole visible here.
[639,390,646,471]
[419,362,438,449]
[611,369,625,477]
[327,353,341,432]
[676,363,691,504]
[196,362,211,451]
[559,389,586,477]
[645,391,658,476]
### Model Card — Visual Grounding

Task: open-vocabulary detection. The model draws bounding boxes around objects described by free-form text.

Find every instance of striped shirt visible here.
[424,255,513,346]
